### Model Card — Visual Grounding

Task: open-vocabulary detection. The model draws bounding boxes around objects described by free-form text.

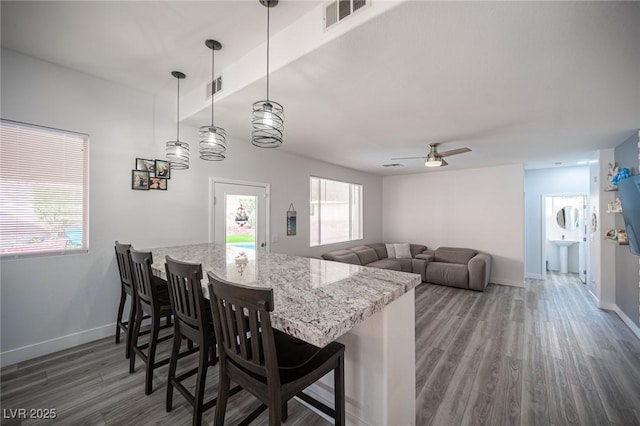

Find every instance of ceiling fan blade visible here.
[440,158,448,166]
[439,147,471,157]
[390,156,427,160]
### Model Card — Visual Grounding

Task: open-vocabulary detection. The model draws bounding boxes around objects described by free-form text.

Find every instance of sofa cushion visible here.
[396,258,413,272]
[321,250,362,265]
[366,259,402,271]
[395,243,412,259]
[426,262,469,288]
[410,244,428,258]
[351,246,379,265]
[434,247,477,264]
[368,243,388,259]
[384,243,395,259]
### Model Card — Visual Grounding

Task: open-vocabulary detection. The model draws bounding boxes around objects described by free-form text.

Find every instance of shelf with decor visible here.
[605,228,629,245]
[606,196,623,214]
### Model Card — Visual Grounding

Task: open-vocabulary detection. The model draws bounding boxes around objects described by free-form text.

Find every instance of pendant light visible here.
[199,39,227,161]
[166,71,190,170]
[251,0,284,148]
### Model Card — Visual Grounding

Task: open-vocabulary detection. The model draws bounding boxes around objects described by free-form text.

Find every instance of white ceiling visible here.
[2,1,639,175]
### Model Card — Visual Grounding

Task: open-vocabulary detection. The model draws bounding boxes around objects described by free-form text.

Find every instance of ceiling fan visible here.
[392,143,472,167]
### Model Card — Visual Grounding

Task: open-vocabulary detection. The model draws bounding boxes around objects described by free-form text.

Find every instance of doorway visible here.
[210,179,270,251]
[542,195,587,283]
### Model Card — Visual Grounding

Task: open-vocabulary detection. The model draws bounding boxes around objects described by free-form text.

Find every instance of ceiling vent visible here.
[324,0,370,31]
[205,75,223,99]
[382,163,403,168]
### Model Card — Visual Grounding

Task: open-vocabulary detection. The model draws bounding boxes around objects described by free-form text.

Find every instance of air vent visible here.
[205,75,223,99]
[382,163,403,168]
[324,0,370,30]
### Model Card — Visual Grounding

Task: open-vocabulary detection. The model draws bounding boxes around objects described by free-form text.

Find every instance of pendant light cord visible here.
[176,77,180,141]
[266,4,270,102]
[211,48,215,126]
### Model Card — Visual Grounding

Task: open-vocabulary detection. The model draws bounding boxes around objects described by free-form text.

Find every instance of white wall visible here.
[595,150,616,307]
[523,166,589,278]
[0,49,383,365]
[382,164,525,287]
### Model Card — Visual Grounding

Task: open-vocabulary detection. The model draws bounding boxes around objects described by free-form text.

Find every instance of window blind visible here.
[0,119,89,257]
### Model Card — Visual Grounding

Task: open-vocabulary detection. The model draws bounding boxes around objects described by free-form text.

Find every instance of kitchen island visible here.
[149,243,421,426]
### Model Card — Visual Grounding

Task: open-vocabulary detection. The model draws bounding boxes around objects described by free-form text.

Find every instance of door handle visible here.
[261,242,267,248]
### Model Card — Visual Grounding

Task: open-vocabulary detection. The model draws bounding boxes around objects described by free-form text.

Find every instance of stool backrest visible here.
[130,249,155,308]
[114,241,134,291]
[207,272,278,383]
[165,256,207,336]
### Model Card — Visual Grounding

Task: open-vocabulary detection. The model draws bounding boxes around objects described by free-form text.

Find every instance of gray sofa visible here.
[322,243,431,281]
[423,247,491,291]
[322,244,491,291]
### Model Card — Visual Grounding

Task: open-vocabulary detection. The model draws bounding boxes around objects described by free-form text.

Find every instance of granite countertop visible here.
[148,243,422,347]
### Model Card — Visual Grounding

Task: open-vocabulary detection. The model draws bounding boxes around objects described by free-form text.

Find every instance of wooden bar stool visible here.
[114,241,150,359]
[207,272,346,426]
[129,249,190,395]
[164,256,224,426]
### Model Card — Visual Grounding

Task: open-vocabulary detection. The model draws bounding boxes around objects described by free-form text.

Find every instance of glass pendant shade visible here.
[199,39,227,161]
[166,140,190,169]
[252,0,284,148]
[165,71,189,170]
[199,125,227,160]
[251,100,284,148]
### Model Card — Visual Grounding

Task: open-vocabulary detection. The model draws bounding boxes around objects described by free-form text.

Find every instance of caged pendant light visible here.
[251,0,284,148]
[199,39,227,161]
[166,71,190,170]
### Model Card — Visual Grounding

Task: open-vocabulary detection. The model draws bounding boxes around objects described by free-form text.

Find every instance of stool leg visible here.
[125,293,136,359]
[192,342,209,426]
[214,367,230,426]
[269,391,282,426]
[115,287,126,344]
[129,302,143,374]
[166,327,181,412]
[145,310,160,395]
[335,355,345,426]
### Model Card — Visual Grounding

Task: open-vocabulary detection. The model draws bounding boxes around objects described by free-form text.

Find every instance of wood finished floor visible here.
[2,272,639,425]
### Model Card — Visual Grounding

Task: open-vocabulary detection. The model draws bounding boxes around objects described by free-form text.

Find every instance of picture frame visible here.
[132,170,150,190]
[136,158,155,176]
[149,177,168,190]
[287,203,297,236]
[154,159,171,179]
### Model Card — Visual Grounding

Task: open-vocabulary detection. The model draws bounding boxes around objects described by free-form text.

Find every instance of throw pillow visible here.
[385,243,396,259]
[395,243,412,259]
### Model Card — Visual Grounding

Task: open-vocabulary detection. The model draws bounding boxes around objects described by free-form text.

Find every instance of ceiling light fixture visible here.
[166,71,190,170]
[251,0,284,148]
[199,40,227,161]
[424,158,444,168]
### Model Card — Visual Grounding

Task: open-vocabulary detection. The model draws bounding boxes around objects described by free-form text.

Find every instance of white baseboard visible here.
[0,323,115,368]
[599,303,640,341]
[524,273,543,280]
[491,278,525,288]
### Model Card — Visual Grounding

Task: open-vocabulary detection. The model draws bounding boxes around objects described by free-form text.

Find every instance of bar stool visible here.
[114,241,149,359]
[207,272,346,426]
[129,249,189,395]
[164,256,221,426]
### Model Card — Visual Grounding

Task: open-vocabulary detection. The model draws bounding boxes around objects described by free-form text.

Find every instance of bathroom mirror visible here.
[556,206,580,231]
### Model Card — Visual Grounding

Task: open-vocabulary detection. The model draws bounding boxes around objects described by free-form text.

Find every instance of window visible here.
[0,119,89,257]
[310,176,362,247]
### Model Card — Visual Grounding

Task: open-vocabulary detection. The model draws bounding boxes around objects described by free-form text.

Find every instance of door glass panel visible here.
[225,194,257,251]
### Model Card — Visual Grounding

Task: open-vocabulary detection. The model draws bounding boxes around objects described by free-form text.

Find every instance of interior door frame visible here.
[208,177,271,250]
[540,192,588,282]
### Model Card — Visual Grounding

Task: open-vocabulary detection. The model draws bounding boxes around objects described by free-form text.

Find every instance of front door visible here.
[212,181,269,251]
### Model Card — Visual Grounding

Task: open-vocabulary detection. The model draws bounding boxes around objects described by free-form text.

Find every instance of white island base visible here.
[304,289,416,426]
